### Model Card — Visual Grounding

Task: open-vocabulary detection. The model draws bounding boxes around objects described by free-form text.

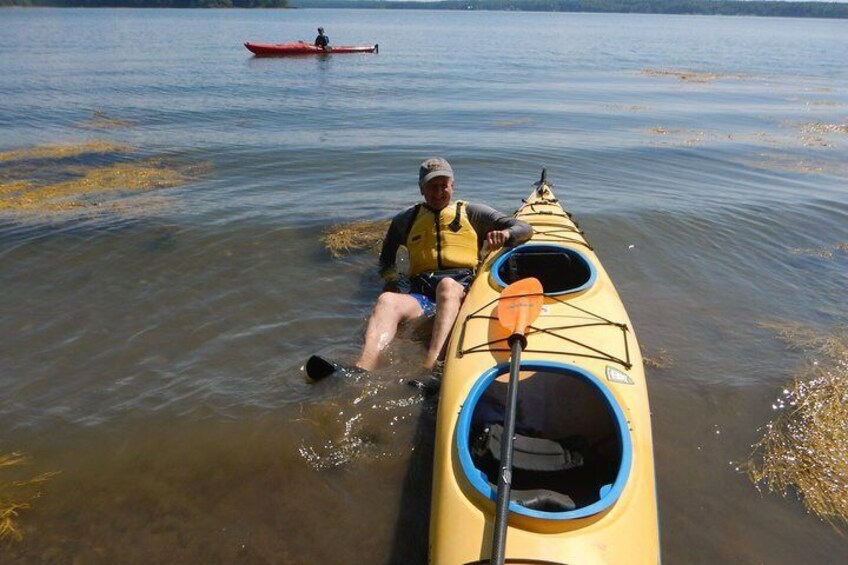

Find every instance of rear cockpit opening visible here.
[457,363,631,519]
[492,244,595,296]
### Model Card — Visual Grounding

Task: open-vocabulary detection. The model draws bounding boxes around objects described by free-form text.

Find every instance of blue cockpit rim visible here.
[455,361,633,521]
[490,243,596,296]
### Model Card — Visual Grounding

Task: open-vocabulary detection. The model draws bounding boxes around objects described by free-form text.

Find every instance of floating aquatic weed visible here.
[603,104,648,112]
[0,160,185,212]
[788,247,835,260]
[746,323,848,526]
[801,122,848,137]
[640,68,746,83]
[758,322,848,360]
[646,127,718,147]
[0,451,58,541]
[0,141,131,163]
[494,117,534,128]
[322,219,390,258]
[642,347,673,369]
[74,111,134,130]
[0,142,209,219]
[799,121,848,148]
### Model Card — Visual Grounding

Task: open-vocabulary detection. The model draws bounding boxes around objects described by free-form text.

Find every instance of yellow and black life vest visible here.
[406,201,478,277]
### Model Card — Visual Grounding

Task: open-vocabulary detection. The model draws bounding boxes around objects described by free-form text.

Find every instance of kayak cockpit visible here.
[491,244,595,296]
[456,361,632,520]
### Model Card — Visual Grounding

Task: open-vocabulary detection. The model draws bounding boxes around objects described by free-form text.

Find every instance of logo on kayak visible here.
[606,366,634,385]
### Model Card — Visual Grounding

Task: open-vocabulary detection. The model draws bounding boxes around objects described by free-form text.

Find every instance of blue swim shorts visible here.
[410,293,437,318]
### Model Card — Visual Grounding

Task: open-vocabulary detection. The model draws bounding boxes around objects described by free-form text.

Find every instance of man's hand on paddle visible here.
[486,229,510,250]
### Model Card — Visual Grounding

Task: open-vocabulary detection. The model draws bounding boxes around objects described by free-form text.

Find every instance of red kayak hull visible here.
[244,42,378,57]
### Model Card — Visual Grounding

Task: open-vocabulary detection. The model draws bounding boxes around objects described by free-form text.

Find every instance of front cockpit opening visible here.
[492,245,595,296]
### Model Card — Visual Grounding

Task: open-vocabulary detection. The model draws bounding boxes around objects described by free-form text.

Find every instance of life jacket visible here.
[406,201,478,277]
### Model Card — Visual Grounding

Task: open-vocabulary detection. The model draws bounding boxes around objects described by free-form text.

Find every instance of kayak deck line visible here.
[455,292,632,369]
[429,172,659,564]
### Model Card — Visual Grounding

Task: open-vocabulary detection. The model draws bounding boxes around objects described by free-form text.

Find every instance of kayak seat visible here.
[471,424,584,472]
[510,488,576,512]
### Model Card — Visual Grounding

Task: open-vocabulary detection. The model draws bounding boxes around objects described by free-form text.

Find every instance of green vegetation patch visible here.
[746,322,848,526]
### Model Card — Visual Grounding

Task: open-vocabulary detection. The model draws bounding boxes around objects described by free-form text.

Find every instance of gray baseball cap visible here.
[418,157,454,188]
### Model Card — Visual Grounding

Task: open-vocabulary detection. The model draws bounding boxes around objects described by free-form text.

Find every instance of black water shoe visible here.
[407,375,441,398]
[305,355,368,381]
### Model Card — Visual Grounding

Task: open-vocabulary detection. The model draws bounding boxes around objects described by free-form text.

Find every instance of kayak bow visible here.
[429,171,659,564]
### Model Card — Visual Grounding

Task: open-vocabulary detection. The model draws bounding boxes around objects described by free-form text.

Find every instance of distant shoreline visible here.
[2,1,847,20]
[296,0,847,19]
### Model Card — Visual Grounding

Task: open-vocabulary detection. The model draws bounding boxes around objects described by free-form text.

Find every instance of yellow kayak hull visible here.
[429,177,659,564]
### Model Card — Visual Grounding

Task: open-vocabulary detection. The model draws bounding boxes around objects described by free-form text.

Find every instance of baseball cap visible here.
[418,157,454,188]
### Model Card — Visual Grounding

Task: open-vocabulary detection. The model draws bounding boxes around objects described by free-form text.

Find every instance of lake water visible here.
[1,7,847,564]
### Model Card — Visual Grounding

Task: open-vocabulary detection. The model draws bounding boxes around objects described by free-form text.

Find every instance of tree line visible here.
[0,0,288,6]
[2,0,846,19]
[295,0,848,19]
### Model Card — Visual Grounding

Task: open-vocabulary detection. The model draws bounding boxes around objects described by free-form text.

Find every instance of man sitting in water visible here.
[314,27,329,50]
[306,158,532,380]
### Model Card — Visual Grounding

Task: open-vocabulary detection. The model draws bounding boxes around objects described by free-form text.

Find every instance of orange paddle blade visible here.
[497,277,544,336]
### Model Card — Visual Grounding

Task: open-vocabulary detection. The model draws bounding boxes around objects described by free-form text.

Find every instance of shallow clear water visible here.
[1,7,847,563]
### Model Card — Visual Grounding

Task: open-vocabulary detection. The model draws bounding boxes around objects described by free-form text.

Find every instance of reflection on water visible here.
[295,370,424,471]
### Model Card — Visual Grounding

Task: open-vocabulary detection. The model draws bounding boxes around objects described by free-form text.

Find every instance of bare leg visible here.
[423,278,466,370]
[356,292,424,371]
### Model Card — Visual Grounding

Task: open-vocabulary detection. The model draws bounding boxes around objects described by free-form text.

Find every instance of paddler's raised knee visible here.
[435,277,464,301]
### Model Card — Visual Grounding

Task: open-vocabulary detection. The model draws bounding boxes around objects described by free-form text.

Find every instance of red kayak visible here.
[244,42,378,57]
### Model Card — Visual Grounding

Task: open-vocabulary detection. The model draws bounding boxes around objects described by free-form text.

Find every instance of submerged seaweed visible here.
[0,142,131,164]
[0,142,205,219]
[0,160,186,212]
[642,347,673,369]
[641,68,747,83]
[74,111,134,130]
[0,452,58,541]
[746,322,848,527]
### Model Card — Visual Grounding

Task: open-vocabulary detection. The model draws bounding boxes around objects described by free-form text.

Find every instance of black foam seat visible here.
[473,424,584,472]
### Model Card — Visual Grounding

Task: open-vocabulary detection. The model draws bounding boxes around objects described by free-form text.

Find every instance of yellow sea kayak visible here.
[429,172,660,564]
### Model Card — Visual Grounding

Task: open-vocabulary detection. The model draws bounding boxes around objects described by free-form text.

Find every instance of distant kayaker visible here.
[305,158,532,381]
[314,27,329,50]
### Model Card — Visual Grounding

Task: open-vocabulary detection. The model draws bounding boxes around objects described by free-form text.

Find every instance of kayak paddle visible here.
[490,277,544,565]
